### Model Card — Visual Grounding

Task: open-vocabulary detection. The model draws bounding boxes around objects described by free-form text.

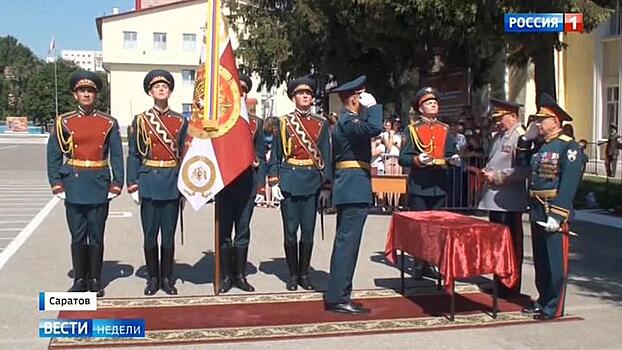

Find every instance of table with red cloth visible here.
[384,211,519,319]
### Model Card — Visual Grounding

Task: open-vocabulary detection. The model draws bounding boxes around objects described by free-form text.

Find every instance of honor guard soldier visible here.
[47,71,124,297]
[216,73,266,293]
[268,76,332,291]
[126,70,188,295]
[478,99,529,296]
[324,75,382,314]
[518,93,585,320]
[398,87,460,278]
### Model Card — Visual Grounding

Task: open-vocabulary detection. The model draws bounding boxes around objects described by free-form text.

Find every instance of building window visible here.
[153,32,167,51]
[182,69,195,87]
[123,31,137,49]
[183,33,196,51]
[603,85,619,139]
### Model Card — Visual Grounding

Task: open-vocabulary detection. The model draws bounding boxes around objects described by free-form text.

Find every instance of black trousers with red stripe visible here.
[530,221,570,318]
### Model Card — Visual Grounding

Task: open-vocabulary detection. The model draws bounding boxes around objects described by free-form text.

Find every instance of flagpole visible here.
[214,202,221,295]
[54,58,59,118]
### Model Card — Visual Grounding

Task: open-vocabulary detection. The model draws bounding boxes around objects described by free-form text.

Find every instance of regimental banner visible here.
[177,1,255,211]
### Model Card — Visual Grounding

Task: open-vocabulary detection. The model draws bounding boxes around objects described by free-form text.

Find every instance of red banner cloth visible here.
[385,211,518,294]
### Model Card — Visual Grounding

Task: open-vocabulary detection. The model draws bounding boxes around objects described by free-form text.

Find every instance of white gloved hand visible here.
[254,193,265,204]
[107,192,119,200]
[271,185,285,201]
[544,216,561,232]
[131,191,140,205]
[318,189,331,208]
[55,192,66,200]
[417,152,431,165]
[358,92,377,107]
[448,154,461,166]
[523,122,540,141]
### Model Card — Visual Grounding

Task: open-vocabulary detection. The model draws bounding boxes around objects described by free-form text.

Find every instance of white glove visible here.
[55,192,66,200]
[107,192,119,200]
[254,193,265,204]
[448,154,461,166]
[417,152,431,165]
[318,189,331,208]
[358,92,377,107]
[271,185,285,201]
[544,216,560,232]
[524,122,540,141]
[131,191,140,205]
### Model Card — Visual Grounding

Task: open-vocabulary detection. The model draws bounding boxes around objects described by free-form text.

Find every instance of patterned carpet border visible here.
[49,312,582,348]
[95,285,481,309]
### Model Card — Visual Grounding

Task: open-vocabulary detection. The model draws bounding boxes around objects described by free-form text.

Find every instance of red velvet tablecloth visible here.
[385,211,518,294]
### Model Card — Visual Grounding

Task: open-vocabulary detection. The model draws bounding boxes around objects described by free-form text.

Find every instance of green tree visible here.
[0,36,41,119]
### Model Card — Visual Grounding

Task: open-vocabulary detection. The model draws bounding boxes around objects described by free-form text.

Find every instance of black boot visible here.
[88,245,105,297]
[234,247,255,292]
[160,246,178,295]
[143,246,159,296]
[219,247,234,294]
[298,242,315,290]
[68,244,88,292]
[284,242,298,291]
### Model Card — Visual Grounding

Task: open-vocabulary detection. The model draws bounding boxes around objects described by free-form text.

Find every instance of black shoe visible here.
[68,278,88,292]
[160,246,177,295]
[286,275,298,291]
[325,301,370,315]
[88,245,105,297]
[234,247,255,292]
[298,275,314,290]
[218,247,234,294]
[144,277,159,296]
[284,242,298,291]
[298,242,315,290]
[533,312,555,320]
[522,304,542,314]
[422,264,440,279]
[143,246,159,296]
[161,277,178,295]
[89,279,105,297]
[219,276,233,293]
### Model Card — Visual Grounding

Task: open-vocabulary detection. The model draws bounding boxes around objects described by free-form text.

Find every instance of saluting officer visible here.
[127,70,188,295]
[398,87,460,278]
[215,73,266,293]
[518,93,585,320]
[478,99,529,296]
[324,75,382,315]
[268,76,332,291]
[47,71,124,297]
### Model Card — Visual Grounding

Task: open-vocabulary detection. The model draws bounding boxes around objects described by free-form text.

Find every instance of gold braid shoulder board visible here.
[286,113,325,170]
[141,110,179,161]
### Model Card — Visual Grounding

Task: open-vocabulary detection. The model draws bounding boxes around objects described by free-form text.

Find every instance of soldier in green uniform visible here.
[268,76,332,291]
[216,73,266,293]
[518,93,585,320]
[127,70,188,295]
[47,71,124,297]
[399,87,460,279]
[324,75,382,314]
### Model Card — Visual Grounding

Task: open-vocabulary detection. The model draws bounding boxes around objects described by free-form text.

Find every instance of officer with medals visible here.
[268,76,332,291]
[215,73,266,293]
[478,99,529,296]
[398,87,460,278]
[127,70,188,295]
[324,75,382,314]
[518,93,585,320]
[47,71,124,297]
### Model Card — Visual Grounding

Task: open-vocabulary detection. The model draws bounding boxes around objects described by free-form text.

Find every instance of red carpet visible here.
[49,287,581,348]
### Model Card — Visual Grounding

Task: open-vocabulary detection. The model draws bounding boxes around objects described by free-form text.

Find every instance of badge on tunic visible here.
[567,149,577,162]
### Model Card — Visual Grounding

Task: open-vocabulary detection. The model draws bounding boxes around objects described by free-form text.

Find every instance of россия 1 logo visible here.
[504,13,583,33]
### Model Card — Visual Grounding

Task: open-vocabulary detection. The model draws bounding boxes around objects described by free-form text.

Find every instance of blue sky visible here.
[0,1,135,58]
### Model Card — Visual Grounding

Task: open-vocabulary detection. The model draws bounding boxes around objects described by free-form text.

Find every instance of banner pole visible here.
[214,201,221,295]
